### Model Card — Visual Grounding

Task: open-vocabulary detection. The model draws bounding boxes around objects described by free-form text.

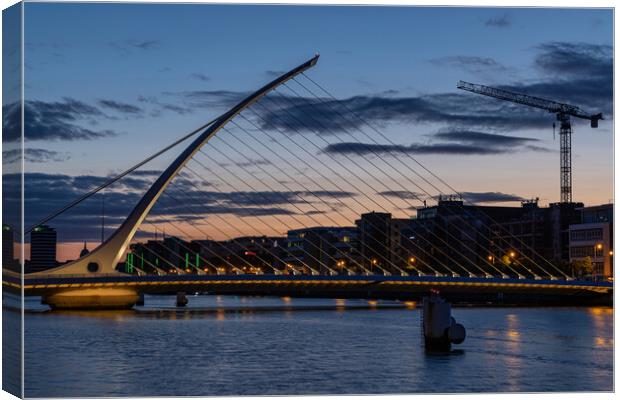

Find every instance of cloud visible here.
[459,191,525,203]
[234,159,272,168]
[2,148,70,164]
[322,129,550,157]
[485,13,511,28]
[323,141,505,156]
[98,99,143,114]
[2,99,120,142]
[3,172,356,242]
[137,95,192,116]
[110,39,160,54]
[423,191,525,205]
[252,91,556,135]
[130,40,159,50]
[190,73,210,82]
[377,190,424,200]
[322,128,551,157]
[429,56,507,74]
[534,42,611,77]
[265,70,285,78]
[163,89,248,110]
[431,130,539,147]
[250,42,610,137]
[487,42,612,116]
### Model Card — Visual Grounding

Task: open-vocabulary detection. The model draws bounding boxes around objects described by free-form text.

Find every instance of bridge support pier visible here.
[176,292,188,307]
[43,288,140,310]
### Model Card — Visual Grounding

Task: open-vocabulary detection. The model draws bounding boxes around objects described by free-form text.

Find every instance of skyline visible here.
[2,3,613,261]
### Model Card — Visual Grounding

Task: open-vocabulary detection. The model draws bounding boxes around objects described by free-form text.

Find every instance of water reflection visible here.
[20,296,613,397]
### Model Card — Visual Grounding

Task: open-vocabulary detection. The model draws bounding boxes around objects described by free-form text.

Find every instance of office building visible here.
[28,225,57,273]
[569,204,613,278]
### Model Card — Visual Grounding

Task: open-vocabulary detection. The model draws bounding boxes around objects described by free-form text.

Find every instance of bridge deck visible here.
[4,273,613,301]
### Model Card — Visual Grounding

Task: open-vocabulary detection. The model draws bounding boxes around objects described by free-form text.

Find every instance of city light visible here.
[509,251,516,258]
[409,257,416,263]
[596,243,604,250]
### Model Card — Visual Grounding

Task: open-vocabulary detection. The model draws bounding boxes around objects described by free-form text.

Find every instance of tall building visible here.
[406,198,524,276]
[2,224,17,272]
[489,199,554,269]
[286,227,359,274]
[28,225,57,273]
[569,204,613,278]
[356,212,393,274]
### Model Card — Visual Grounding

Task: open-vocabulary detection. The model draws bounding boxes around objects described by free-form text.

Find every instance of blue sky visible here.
[3,3,613,257]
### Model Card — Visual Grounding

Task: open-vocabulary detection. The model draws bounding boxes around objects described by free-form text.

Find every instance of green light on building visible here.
[195,253,200,269]
[185,253,189,269]
[127,253,134,273]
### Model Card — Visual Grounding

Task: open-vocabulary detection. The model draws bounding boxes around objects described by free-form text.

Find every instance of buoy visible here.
[422,291,466,351]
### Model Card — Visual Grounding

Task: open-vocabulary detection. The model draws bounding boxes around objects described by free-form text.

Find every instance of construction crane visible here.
[457,81,603,203]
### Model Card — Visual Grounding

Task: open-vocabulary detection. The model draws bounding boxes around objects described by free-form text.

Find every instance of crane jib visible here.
[456,80,602,124]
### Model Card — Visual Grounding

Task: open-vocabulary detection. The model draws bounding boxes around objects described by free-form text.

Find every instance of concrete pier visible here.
[176,292,188,307]
[422,293,466,351]
[43,288,139,310]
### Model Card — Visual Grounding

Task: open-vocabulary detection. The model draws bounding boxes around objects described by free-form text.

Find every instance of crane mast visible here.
[457,81,603,204]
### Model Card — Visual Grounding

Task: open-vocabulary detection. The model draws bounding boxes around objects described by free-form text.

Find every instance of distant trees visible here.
[570,257,593,277]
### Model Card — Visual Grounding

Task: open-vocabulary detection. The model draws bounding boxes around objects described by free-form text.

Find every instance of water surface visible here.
[15,295,613,397]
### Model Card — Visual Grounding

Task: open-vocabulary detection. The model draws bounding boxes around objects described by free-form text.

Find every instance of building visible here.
[406,198,525,276]
[286,227,359,274]
[356,212,394,274]
[127,235,286,275]
[219,236,286,274]
[2,224,18,272]
[569,204,613,278]
[489,200,554,270]
[28,225,57,273]
[487,201,582,277]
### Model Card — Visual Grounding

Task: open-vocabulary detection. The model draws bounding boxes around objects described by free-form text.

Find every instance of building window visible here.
[570,246,597,258]
[570,228,603,241]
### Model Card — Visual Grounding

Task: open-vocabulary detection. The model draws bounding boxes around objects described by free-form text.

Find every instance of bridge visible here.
[2,271,612,308]
[5,55,613,309]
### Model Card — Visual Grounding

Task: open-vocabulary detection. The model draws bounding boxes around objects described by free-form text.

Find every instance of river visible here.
[5,294,614,396]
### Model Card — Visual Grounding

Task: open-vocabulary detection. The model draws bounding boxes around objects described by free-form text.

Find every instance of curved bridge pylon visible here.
[29,55,320,277]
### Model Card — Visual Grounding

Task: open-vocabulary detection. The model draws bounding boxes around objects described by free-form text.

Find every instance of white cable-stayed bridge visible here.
[4,55,612,309]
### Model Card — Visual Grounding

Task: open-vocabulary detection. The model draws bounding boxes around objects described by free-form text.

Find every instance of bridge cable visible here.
[277,82,526,278]
[222,118,446,276]
[216,126,416,276]
[279,81,522,278]
[143,189,276,275]
[291,76,557,278]
[236,111,440,277]
[24,115,222,235]
[254,94,494,278]
[159,166,343,276]
[300,73,569,279]
[245,101,485,278]
[280,81,540,278]
[189,148,365,276]
[204,126,431,277]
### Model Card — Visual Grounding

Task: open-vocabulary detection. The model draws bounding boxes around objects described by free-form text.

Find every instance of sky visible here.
[2,3,613,261]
